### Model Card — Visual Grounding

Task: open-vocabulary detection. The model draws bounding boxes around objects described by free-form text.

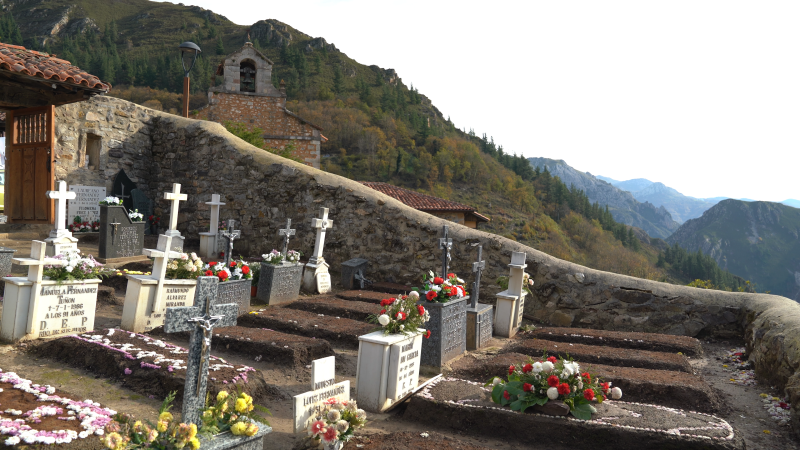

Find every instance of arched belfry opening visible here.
[239,60,256,92]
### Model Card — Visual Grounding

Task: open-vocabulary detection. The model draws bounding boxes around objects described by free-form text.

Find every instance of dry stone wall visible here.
[56,97,800,435]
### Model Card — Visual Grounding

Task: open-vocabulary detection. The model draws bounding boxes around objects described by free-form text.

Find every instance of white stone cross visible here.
[308,208,333,265]
[205,194,225,234]
[164,183,187,233]
[279,218,296,257]
[12,240,65,333]
[47,181,77,238]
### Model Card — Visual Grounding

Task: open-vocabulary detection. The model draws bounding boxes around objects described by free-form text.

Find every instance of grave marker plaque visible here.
[293,356,349,433]
[98,205,145,261]
[316,272,331,294]
[67,185,105,225]
[257,262,303,305]
[416,297,468,367]
[356,330,425,412]
[387,333,422,401]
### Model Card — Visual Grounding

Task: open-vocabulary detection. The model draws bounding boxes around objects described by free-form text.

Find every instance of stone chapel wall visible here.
[52,97,800,434]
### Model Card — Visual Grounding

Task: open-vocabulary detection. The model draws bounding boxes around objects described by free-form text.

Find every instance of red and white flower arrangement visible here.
[68,216,101,233]
[370,292,430,336]
[306,398,366,447]
[416,270,468,303]
[487,355,622,420]
[203,259,252,282]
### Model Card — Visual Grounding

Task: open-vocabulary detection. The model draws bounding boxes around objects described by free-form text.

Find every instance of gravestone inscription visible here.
[99,206,145,260]
[67,185,105,225]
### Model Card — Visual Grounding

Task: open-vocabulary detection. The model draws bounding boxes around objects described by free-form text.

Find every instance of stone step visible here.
[369,282,415,295]
[527,327,703,356]
[283,297,377,322]
[336,290,393,304]
[238,308,376,349]
[450,352,721,413]
[404,377,743,450]
[150,325,335,370]
[508,338,693,373]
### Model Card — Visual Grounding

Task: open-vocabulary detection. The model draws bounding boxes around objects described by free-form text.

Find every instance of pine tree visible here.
[333,66,345,94]
[215,36,224,55]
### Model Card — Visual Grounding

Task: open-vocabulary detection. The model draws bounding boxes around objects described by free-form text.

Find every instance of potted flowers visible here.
[413,271,470,367]
[148,214,161,235]
[200,389,270,438]
[356,295,429,412]
[165,253,204,279]
[256,250,303,305]
[487,355,622,420]
[69,216,101,233]
[204,259,253,315]
[307,398,367,450]
[98,198,146,261]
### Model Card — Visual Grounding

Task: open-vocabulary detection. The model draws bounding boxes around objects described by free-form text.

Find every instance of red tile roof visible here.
[0,42,110,91]
[361,182,490,222]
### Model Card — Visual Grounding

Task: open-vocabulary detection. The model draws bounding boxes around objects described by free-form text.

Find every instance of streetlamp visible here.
[179,41,201,118]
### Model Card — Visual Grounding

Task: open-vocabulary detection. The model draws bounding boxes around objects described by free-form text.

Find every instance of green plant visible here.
[250,263,260,284]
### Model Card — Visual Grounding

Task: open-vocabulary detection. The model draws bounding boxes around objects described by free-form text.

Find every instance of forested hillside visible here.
[0,0,753,290]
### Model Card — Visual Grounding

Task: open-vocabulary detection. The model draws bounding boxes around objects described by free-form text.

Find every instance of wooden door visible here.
[5,106,55,224]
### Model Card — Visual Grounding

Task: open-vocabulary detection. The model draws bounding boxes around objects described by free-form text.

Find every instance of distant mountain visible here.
[614,178,655,193]
[783,199,800,209]
[528,158,680,239]
[667,199,800,300]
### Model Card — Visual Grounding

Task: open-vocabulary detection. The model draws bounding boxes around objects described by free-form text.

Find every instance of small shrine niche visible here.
[239,60,256,93]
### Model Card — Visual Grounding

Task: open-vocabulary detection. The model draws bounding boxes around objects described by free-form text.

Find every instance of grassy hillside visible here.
[1,0,750,288]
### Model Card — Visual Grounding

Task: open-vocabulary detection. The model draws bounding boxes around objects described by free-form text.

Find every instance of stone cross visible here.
[47,181,77,237]
[438,225,453,278]
[471,244,486,308]
[11,241,65,333]
[279,218,296,257]
[206,194,225,235]
[164,183,187,234]
[164,277,238,426]
[308,208,333,265]
[220,219,241,268]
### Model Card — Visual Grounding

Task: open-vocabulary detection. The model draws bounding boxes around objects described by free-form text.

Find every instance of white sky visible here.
[162,0,799,201]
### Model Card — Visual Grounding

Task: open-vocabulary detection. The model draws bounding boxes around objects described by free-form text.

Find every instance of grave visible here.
[494,251,527,338]
[356,329,425,412]
[292,355,350,433]
[130,188,154,235]
[97,202,146,263]
[67,184,105,225]
[302,207,333,294]
[284,297,377,322]
[111,169,137,213]
[341,257,369,290]
[237,307,374,348]
[465,244,493,351]
[1,240,99,342]
[44,180,78,256]
[199,194,226,259]
[121,183,195,333]
[257,261,303,305]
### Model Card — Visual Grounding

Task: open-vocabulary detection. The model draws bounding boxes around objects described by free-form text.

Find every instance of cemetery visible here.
[0,96,797,450]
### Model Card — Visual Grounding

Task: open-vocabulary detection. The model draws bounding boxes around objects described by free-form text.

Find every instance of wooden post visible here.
[182,77,190,118]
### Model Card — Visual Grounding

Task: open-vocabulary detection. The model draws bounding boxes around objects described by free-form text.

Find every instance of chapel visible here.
[193,42,325,169]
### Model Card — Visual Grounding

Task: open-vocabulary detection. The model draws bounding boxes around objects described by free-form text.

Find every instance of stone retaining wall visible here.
[56,97,800,436]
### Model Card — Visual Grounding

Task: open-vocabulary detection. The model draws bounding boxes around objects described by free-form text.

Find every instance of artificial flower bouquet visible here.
[69,216,100,233]
[203,259,252,282]
[101,391,200,450]
[307,398,367,447]
[496,272,535,295]
[415,271,468,303]
[128,209,144,222]
[369,292,431,337]
[165,252,204,280]
[148,215,161,226]
[99,196,121,206]
[487,355,622,420]
[261,249,301,265]
[200,389,270,437]
[44,249,114,281]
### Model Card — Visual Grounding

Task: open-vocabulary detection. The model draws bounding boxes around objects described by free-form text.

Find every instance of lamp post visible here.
[179,41,201,118]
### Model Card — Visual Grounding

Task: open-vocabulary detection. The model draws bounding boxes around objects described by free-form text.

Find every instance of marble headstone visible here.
[67,185,105,224]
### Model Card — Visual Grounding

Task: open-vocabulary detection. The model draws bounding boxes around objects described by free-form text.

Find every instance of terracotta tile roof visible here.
[361,182,489,222]
[0,42,110,91]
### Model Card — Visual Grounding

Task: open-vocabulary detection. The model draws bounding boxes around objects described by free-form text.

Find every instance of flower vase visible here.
[251,285,257,297]
[356,329,425,412]
[324,440,344,450]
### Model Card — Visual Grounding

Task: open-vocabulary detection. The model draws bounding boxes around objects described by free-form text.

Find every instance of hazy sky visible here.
[161,0,799,201]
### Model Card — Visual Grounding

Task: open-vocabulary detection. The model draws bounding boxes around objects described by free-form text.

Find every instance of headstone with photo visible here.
[44,181,78,257]
[67,185,106,226]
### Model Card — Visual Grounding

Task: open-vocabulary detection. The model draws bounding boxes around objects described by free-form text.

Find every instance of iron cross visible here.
[163,277,238,426]
[115,185,130,200]
[471,244,486,308]
[279,218,296,257]
[220,219,241,268]
[439,225,453,277]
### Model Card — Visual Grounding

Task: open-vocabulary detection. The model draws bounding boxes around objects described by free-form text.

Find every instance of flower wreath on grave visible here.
[486,354,623,420]
[369,292,431,337]
[261,249,302,265]
[414,271,469,303]
[496,272,535,296]
[200,388,271,437]
[128,209,145,222]
[307,398,367,447]
[202,259,252,282]
[44,249,115,281]
[101,391,201,450]
[165,252,204,280]
[99,196,122,206]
